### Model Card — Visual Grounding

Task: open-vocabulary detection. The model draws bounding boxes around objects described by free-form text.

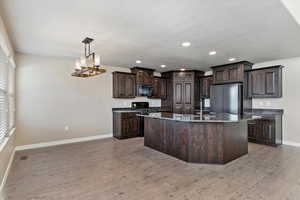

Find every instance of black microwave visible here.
[137,85,153,97]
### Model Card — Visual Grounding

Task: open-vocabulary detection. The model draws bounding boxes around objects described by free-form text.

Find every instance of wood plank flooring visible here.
[3,137,300,200]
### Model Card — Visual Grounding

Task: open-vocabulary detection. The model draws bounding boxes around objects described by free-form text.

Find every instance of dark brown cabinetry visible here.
[112,72,136,98]
[131,67,154,85]
[151,77,167,99]
[247,111,283,146]
[247,66,283,98]
[248,119,276,146]
[174,80,193,114]
[113,112,140,139]
[211,61,253,84]
[161,71,204,114]
[200,75,213,98]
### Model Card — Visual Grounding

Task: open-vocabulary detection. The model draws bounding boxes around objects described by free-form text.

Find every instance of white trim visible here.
[0,144,15,196]
[15,134,113,151]
[283,141,300,147]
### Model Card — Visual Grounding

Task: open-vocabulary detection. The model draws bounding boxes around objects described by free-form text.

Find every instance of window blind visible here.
[0,47,13,144]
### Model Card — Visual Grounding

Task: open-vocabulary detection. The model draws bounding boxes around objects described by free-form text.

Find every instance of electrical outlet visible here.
[65,126,69,131]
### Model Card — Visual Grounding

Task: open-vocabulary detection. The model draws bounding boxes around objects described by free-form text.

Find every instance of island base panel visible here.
[144,118,248,164]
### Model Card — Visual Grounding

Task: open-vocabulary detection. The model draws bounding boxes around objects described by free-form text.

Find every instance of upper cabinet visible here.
[151,77,167,99]
[200,75,213,98]
[211,61,253,84]
[131,67,154,85]
[113,72,136,98]
[113,67,168,99]
[247,66,283,98]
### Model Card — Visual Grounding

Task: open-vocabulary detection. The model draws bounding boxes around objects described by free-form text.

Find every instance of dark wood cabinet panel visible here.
[150,77,167,99]
[131,67,154,85]
[113,112,140,139]
[228,66,238,81]
[161,71,204,113]
[184,82,192,104]
[161,72,174,112]
[113,72,136,98]
[247,117,281,146]
[125,74,136,97]
[174,82,184,113]
[144,118,248,164]
[200,75,213,98]
[247,66,283,98]
[160,78,167,99]
[173,80,194,114]
[211,61,253,84]
[215,69,226,83]
[250,71,265,96]
[175,82,183,104]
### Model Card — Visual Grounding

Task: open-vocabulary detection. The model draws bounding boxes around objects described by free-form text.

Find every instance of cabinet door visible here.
[121,113,140,138]
[174,82,184,113]
[118,74,126,97]
[265,68,280,97]
[136,71,144,85]
[259,120,275,144]
[151,78,160,98]
[160,78,167,99]
[215,69,227,83]
[125,75,136,97]
[248,120,258,140]
[201,76,213,98]
[249,70,265,96]
[113,73,136,98]
[183,82,193,114]
[228,67,238,81]
[248,119,276,145]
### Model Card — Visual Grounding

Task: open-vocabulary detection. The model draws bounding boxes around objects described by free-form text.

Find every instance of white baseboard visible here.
[283,141,300,147]
[0,147,15,196]
[15,134,113,151]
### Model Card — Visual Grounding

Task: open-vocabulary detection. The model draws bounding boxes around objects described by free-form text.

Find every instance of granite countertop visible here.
[112,110,142,113]
[112,107,168,113]
[137,112,261,123]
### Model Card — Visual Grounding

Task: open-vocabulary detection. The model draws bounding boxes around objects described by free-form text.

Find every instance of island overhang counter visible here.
[138,112,261,164]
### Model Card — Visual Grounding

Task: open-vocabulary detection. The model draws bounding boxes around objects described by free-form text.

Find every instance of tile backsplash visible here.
[112,97,161,108]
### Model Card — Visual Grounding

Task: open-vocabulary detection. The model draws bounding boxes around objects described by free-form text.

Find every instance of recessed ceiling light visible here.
[181,42,191,47]
[160,65,166,68]
[209,51,217,56]
[180,68,186,71]
[228,58,236,62]
[136,60,142,64]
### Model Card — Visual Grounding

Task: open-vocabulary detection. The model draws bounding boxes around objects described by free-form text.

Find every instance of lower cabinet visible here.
[113,112,140,139]
[248,117,282,146]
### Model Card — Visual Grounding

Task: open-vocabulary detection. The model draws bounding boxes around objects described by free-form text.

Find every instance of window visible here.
[0,48,15,144]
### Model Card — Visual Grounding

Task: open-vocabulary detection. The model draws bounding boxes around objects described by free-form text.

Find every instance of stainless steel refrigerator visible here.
[210,83,243,115]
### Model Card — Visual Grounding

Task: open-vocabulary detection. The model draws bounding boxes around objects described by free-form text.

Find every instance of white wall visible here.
[252,57,300,144]
[281,0,300,26]
[16,53,160,146]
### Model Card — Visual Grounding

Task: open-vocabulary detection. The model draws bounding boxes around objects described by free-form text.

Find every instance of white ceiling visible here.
[1,0,300,71]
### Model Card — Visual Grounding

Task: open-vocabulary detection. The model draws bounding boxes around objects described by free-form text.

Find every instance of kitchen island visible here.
[138,112,260,164]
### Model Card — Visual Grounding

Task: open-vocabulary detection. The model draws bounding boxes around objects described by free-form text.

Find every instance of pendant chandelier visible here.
[72,37,106,78]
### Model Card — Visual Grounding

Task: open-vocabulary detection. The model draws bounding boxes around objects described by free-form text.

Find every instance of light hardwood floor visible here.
[3,137,300,200]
